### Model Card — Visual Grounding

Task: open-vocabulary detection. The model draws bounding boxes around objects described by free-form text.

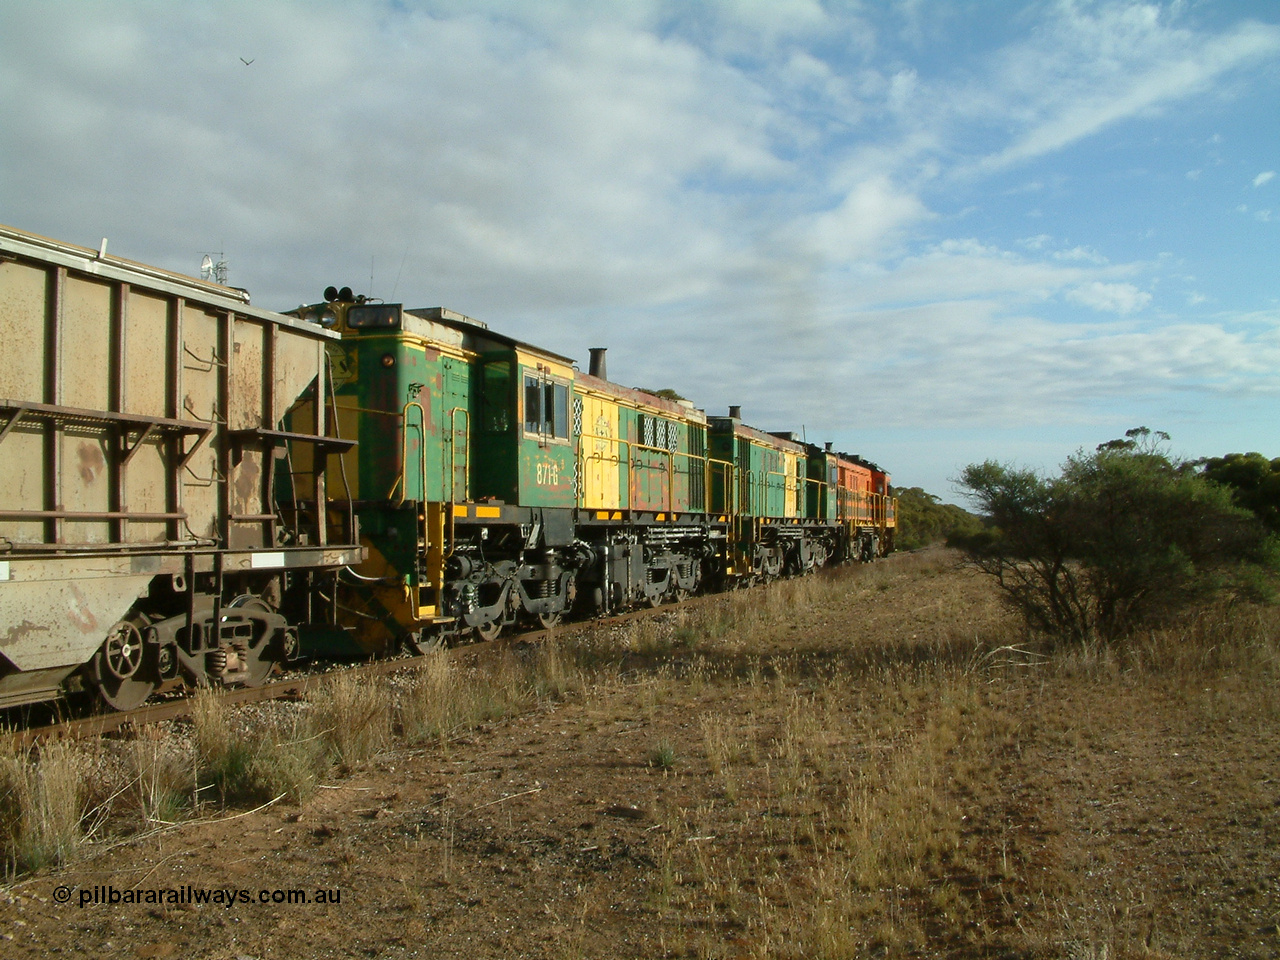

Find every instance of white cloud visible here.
[1005,180,1046,195]
[1254,171,1276,187]
[1066,282,1152,315]
[974,8,1280,170]
[803,175,933,261]
[1054,246,1108,265]
[887,69,919,113]
[1,1,805,315]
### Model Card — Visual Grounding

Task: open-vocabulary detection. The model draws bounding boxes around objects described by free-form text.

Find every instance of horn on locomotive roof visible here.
[323,285,358,303]
[589,347,607,380]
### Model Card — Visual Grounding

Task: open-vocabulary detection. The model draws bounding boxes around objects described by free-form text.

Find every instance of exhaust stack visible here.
[588,347,607,380]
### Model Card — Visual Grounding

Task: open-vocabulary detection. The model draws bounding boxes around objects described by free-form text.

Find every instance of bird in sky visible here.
[240,57,254,65]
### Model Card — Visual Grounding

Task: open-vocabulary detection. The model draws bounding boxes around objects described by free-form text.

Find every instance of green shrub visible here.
[955,428,1278,644]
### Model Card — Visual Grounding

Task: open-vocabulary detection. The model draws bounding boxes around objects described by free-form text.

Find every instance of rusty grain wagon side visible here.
[0,225,362,710]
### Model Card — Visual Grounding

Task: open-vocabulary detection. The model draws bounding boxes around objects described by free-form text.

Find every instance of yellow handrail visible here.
[397,401,428,505]
[705,457,735,519]
[446,406,471,503]
[577,431,712,513]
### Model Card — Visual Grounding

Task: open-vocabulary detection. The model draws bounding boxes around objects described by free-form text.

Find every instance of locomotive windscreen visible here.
[347,304,402,328]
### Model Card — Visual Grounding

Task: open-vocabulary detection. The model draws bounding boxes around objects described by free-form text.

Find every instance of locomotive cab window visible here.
[523,373,570,442]
[345,304,402,329]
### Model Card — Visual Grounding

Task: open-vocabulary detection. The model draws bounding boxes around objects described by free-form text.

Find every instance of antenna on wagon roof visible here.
[200,250,228,285]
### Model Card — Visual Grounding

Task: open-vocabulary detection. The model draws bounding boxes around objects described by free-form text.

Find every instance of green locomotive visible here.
[291,290,896,656]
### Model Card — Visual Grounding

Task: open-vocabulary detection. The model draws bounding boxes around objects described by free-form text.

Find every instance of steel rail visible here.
[2,591,722,747]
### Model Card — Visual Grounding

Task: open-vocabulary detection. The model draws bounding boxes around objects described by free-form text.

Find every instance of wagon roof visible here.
[0,223,340,340]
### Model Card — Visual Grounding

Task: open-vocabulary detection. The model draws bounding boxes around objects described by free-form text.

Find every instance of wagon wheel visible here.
[474,619,503,642]
[537,611,562,630]
[225,597,277,688]
[91,619,158,712]
[238,634,278,687]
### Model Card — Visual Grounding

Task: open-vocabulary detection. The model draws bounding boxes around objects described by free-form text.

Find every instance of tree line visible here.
[940,429,1279,646]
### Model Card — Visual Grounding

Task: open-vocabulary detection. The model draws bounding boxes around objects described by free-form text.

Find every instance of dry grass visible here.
[507,549,1279,958]
[190,685,259,802]
[127,726,191,828]
[3,547,1277,960]
[308,671,393,768]
[0,738,88,872]
[628,661,1023,957]
[397,638,587,748]
[0,622,598,875]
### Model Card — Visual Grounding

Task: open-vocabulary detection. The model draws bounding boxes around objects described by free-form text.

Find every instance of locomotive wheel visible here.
[406,631,444,654]
[475,619,503,642]
[91,619,158,712]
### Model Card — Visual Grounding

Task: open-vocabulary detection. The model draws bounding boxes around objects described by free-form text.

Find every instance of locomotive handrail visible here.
[760,468,799,519]
[398,401,428,506]
[323,351,358,550]
[705,457,735,519]
[630,437,702,514]
[446,406,471,503]
[801,475,824,518]
[577,431,641,510]
[330,401,405,418]
[577,431,710,514]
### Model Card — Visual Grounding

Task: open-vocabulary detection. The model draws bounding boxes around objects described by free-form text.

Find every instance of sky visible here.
[2,0,1277,503]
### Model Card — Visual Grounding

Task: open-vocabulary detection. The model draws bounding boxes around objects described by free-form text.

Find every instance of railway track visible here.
[3,591,719,747]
